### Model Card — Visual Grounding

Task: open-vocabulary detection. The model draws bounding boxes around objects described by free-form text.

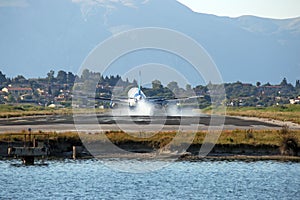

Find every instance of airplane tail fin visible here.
[138,71,141,95]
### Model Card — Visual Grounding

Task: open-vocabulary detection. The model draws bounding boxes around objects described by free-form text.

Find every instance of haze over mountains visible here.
[1,0,299,85]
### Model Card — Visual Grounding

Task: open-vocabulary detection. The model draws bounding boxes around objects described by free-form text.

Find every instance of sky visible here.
[1,0,299,19]
[177,0,300,19]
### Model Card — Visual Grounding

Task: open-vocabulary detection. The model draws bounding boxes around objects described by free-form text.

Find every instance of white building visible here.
[2,87,33,96]
[289,96,300,104]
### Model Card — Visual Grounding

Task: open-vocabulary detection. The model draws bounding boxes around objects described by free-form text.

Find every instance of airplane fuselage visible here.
[127,87,146,108]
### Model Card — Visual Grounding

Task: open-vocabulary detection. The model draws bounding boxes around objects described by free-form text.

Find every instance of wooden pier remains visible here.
[7,129,50,165]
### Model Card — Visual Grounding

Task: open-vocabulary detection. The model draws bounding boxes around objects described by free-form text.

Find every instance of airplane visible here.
[95,72,203,113]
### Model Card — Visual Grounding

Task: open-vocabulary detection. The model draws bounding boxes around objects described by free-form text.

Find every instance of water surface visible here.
[0,159,299,199]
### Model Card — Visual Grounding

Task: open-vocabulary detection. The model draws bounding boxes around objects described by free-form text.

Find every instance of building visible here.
[290,97,300,104]
[2,87,33,96]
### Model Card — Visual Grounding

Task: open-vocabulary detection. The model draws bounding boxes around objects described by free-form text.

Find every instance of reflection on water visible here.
[0,159,299,199]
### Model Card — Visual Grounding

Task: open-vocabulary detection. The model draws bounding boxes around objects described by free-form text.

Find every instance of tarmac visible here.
[0,114,287,133]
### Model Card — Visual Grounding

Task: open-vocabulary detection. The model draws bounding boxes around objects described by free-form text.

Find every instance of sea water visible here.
[0,159,299,199]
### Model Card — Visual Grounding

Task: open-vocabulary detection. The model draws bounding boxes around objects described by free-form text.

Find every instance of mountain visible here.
[0,0,299,85]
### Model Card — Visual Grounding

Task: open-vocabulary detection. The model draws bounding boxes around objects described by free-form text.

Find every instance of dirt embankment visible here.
[1,139,299,161]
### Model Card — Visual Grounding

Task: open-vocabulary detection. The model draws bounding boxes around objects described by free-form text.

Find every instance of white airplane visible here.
[127,86,147,108]
[97,72,203,112]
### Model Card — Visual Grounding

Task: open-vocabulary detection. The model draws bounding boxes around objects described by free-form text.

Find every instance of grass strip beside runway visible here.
[1,129,299,147]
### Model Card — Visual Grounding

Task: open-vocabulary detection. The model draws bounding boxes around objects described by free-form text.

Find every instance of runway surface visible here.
[0,114,284,133]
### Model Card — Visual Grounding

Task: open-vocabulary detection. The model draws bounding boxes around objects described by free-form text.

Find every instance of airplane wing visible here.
[95,96,127,102]
[96,96,129,101]
[94,96,129,108]
[147,95,203,101]
[147,95,204,106]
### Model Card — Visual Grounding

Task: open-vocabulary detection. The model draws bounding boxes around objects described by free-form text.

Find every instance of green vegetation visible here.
[202,104,300,124]
[0,104,44,112]
[1,129,299,148]
[0,104,108,118]
[279,125,299,156]
[1,69,300,108]
[0,104,71,118]
[1,128,298,160]
[225,104,300,124]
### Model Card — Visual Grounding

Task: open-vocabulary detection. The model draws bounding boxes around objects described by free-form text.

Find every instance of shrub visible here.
[279,125,298,156]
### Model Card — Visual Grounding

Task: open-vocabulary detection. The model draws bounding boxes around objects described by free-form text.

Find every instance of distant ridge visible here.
[0,0,299,84]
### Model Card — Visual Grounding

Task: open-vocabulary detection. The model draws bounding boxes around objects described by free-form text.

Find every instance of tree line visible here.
[0,69,300,107]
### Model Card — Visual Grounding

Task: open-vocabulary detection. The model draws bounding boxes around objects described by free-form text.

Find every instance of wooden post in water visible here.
[24,128,33,164]
[73,146,76,160]
[22,156,35,165]
[33,137,36,148]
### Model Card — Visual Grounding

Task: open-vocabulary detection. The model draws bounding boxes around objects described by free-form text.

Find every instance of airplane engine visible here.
[110,101,117,108]
[129,98,137,108]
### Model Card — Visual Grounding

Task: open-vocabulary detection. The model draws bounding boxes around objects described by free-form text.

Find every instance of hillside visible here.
[0,0,299,84]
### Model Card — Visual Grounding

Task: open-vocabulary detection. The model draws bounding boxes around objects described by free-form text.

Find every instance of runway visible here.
[0,114,284,133]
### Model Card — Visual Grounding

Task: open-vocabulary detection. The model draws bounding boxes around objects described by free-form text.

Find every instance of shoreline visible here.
[177,154,300,162]
[1,141,299,162]
[2,154,300,163]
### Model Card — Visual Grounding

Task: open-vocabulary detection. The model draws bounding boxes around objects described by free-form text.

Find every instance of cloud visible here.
[0,0,29,7]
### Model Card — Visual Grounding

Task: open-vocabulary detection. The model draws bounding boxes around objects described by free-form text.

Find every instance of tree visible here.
[256,81,261,87]
[83,80,97,92]
[0,71,7,85]
[29,79,41,91]
[67,72,76,85]
[47,70,55,83]
[280,78,288,86]
[185,84,192,91]
[81,69,90,81]
[295,80,300,89]
[185,84,194,96]
[167,81,179,92]
[132,79,138,87]
[56,70,67,84]
[7,94,15,103]
[13,75,27,84]
[152,80,162,90]
[194,85,207,96]
[47,86,52,95]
